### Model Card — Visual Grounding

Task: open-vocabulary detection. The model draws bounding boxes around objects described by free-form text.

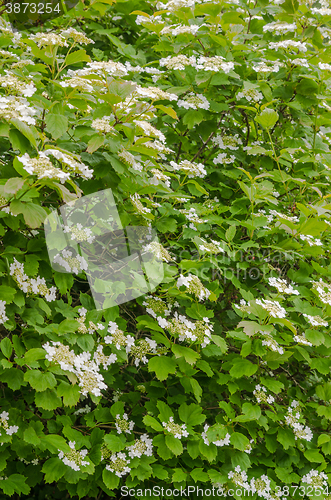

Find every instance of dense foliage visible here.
[1,0,331,498]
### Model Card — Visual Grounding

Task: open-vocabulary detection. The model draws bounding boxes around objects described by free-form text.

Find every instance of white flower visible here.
[256,299,286,318]
[115,413,135,435]
[177,92,210,110]
[162,416,189,439]
[170,160,206,178]
[0,300,8,325]
[268,277,299,295]
[58,441,90,471]
[302,314,328,327]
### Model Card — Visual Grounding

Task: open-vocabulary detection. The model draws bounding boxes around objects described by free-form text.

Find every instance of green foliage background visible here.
[1,0,331,498]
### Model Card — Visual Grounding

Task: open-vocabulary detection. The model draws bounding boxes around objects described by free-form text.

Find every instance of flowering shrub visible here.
[1,0,331,498]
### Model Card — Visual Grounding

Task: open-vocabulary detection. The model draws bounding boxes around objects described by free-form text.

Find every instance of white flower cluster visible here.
[161,24,204,36]
[143,296,175,328]
[202,424,231,447]
[0,300,8,325]
[302,470,328,489]
[30,29,93,47]
[293,333,312,347]
[159,55,234,73]
[237,88,263,102]
[127,434,153,459]
[126,338,158,367]
[142,241,173,262]
[166,312,213,347]
[0,411,18,436]
[115,413,135,435]
[212,134,242,150]
[63,223,95,244]
[0,72,36,97]
[253,385,275,404]
[252,60,283,73]
[198,237,225,254]
[256,299,286,318]
[10,258,57,302]
[105,321,135,350]
[181,207,208,231]
[43,341,117,396]
[58,441,89,472]
[44,149,93,180]
[268,277,299,295]
[0,95,37,125]
[269,40,307,52]
[162,417,189,438]
[177,92,210,110]
[269,210,299,223]
[105,452,131,477]
[263,22,297,34]
[118,150,143,172]
[213,152,236,165]
[53,249,88,274]
[299,234,323,246]
[228,466,249,489]
[76,307,105,335]
[135,85,178,101]
[285,401,313,441]
[302,314,328,327]
[91,116,115,133]
[312,279,331,306]
[130,193,151,215]
[149,168,171,187]
[177,273,211,301]
[170,159,206,178]
[228,467,273,498]
[134,119,166,143]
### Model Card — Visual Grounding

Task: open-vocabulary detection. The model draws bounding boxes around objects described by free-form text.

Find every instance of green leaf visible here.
[148,356,177,381]
[87,134,105,153]
[10,118,37,149]
[1,368,24,390]
[165,434,183,455]
[155,104,178,120]
[277,428,295,450]
[225,225,236,242]
[190,468,209,482]
[42,458,67,483]
[172,468,187,482]
[304,449,324,463]
[24,348,46,364]
[190,378,202,403]
[65,49,91,66]
[230,432,250,451]
[57,381,80,407]
[45,114,68,140]
[156,218,177,233]
[255,108,279,129]
[0,285,16,303]
[35,389,62,410]
[0,338,12,358]
[102,468,120,490]
[178,403,205,426]
[10,201,47,228]
[229,359,258,378]
[1,474,30,496]
[40,435,71,453]
[143,415,163,432]
[24,426,41,445]
[171,344,199,365]
[24,370,57,392]
[104,434,126,452]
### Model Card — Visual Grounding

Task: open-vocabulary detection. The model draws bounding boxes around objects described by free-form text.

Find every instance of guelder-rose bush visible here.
[0,0,331,498]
